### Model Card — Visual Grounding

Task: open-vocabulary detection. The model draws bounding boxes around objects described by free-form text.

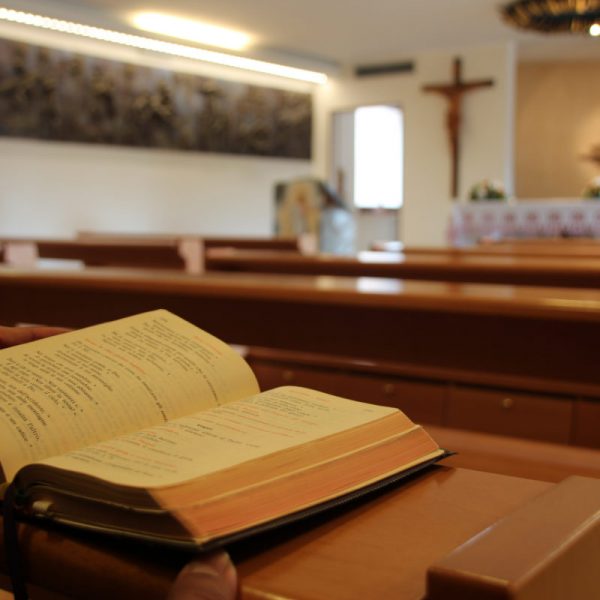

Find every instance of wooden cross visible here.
[422,58,494,198]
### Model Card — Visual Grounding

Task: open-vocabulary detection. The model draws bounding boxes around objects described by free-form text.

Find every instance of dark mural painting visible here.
[0,38,312,158]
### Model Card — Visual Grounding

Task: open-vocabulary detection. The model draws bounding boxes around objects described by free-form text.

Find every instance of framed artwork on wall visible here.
[0,38,312,159]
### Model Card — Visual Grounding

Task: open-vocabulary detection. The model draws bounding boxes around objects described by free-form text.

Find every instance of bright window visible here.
[353,105,403,209]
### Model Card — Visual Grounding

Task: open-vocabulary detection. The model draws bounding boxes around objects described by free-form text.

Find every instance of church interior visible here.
[0,0,599,598]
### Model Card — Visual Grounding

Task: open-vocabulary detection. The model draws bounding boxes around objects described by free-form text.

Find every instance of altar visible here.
[449,200,600,245]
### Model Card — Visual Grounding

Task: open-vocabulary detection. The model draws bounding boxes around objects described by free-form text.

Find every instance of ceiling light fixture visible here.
[130,11,251,51]
[501,0,600,34]
[0,7,327,84]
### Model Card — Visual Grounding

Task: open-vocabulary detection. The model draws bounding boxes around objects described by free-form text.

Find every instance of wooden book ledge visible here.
[2,468,598,599]
[427,476,600,599]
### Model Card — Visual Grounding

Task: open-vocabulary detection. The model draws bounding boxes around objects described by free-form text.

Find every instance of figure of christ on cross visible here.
[422,58,494,198]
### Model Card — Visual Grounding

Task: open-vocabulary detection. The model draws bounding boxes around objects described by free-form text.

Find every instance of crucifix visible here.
[422,58,494,198]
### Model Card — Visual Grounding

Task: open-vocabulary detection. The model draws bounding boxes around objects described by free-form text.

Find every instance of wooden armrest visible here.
[426,476,600,599]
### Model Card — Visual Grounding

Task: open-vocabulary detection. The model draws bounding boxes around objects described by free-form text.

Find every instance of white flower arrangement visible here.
[583,176,600,199]
[469,179,507,201]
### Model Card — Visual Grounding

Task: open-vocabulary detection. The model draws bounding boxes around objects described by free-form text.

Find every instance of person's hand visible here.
[168,551,238,600]
[0,325,70,348]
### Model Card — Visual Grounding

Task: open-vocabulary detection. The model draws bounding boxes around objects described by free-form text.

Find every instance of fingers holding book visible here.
[168,551,238,600]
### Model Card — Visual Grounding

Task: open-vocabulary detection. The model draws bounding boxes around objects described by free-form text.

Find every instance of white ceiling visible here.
[8,0,600,70]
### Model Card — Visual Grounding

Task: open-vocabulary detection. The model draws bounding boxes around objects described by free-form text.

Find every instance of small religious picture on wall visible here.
[0,38,312,159]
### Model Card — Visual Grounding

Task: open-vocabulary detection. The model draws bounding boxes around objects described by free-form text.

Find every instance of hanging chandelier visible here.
[501,0,600,34]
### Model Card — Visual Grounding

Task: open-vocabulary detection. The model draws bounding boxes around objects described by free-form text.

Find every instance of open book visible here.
[1,310,446,548]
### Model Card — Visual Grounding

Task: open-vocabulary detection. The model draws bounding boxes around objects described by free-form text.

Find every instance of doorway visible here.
[331,104,404,251]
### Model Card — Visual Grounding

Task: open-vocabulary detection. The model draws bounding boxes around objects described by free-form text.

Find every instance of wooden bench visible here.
[372,240,600,259]
[429,425,600,482]
[246,346,599,450]
[483,237,600,246]
[1,468,598,599]
[0,237,200,272]
[247,348,600,482]
[77,231,301,252]
[6,238,600,289]
[204,248,600,288]
[0,267,598,449]
[0,236,300,273]
[0,268,597,396]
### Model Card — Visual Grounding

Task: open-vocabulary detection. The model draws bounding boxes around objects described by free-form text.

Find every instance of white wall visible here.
[314,44,516,245]
[0,21,313,237]
[0,18,515,245]
[0,139,311,236]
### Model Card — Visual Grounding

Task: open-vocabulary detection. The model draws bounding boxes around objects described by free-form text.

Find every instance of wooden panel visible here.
[572,400,600,449]
[427,476,600,599]
[0,468,551,600]
[250,362,345,397]
[238,468,550,600]
[429,426,600,482]
[204,238,299,251]
[247,349,447,425]
[36,240,188,270]
[1,268,600,399]
[329,374,445,425]
[249,359,445,425]
[446,386,573,444]
[396,241,600,260]
[76,231,301,252]
[205,249,600,289]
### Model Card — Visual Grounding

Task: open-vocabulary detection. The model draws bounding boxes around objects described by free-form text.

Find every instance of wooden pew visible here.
[77,231,301,252]
[0,267,598,448]
[373,239,600,259]
[1,271,598,594]
[7,237,600,289]
[245,346,599,450]
[40,238,199,271]
[428,426,600,482]
[477,239,600,258]
[0,236,300,273]
[204,237,299,251]
[204,248,600,288]
[1,468,598,599]
[246,344,600,480]
[484,237,600,246]
[0,237,201,272]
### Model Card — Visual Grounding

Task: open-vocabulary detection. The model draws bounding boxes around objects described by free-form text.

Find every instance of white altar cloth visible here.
[449,199,600,245]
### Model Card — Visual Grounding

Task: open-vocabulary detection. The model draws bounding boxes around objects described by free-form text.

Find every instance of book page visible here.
[0,310,258,481]
[38,386,399,488]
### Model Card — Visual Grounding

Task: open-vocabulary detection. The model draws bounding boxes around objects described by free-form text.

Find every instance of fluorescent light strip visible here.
[0,7,327,84]
[131,12,251,51]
